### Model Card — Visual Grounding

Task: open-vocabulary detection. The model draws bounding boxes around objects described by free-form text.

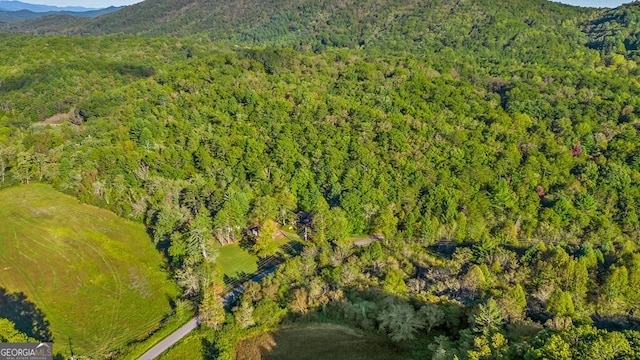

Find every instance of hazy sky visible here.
[13,0,633,9]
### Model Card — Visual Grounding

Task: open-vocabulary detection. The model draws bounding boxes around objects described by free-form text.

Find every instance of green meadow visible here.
[157,332,204,360]
[215,243,258,279]
[0,184,179,357]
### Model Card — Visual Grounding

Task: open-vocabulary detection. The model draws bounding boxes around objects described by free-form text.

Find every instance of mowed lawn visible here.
[0,184,179,357]
[215,243,258,278]
[215,227,302,281]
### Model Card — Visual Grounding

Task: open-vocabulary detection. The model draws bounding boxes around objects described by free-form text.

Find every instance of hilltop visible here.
[10,0,640,63]
[9,0,592,47]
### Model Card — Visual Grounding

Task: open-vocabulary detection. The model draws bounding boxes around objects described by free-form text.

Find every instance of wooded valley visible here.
[1,0,640,358]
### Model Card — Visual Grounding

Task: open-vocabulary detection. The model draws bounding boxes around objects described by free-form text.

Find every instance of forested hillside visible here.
[1,0,640,358]
[12,0,590,49]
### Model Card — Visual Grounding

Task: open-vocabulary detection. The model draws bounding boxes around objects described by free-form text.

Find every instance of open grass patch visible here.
[216,243,259,279]
[215,228,303,292]
[119,300,195,360]
[272,229,302,253]
[0,184,179,357]
[237,323,407,360]
[157,330,204,360]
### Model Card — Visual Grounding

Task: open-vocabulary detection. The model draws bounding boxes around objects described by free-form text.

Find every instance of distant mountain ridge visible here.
[0,0,100,12]
[0,7,121,23]
[6,0,640,61]
[0,2,123,24]
[8,0,595,40]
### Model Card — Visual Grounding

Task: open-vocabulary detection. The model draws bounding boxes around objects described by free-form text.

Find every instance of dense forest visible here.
[1,0,640,358]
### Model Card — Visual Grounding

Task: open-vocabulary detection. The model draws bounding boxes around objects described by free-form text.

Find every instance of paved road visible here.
[136,237,457,359]
[137,317,198,360]
[353,238,374,246]
[137,265,283,360]
[137,240,304,359]
[223,265,279,308]
[353,234,382,247]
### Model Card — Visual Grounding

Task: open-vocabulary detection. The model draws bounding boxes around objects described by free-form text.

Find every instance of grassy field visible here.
[273,229,301,251]
[215,228,304,288]
[237,323,408,360]
[157,331,204,360]
[119,301,195,360]
[216,243,259,279]
[0,184,179,357]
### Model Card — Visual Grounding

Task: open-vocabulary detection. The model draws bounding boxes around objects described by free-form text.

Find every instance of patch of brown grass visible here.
[236,333,276,360]
[42,109,82,125]
[235,323,407,360]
